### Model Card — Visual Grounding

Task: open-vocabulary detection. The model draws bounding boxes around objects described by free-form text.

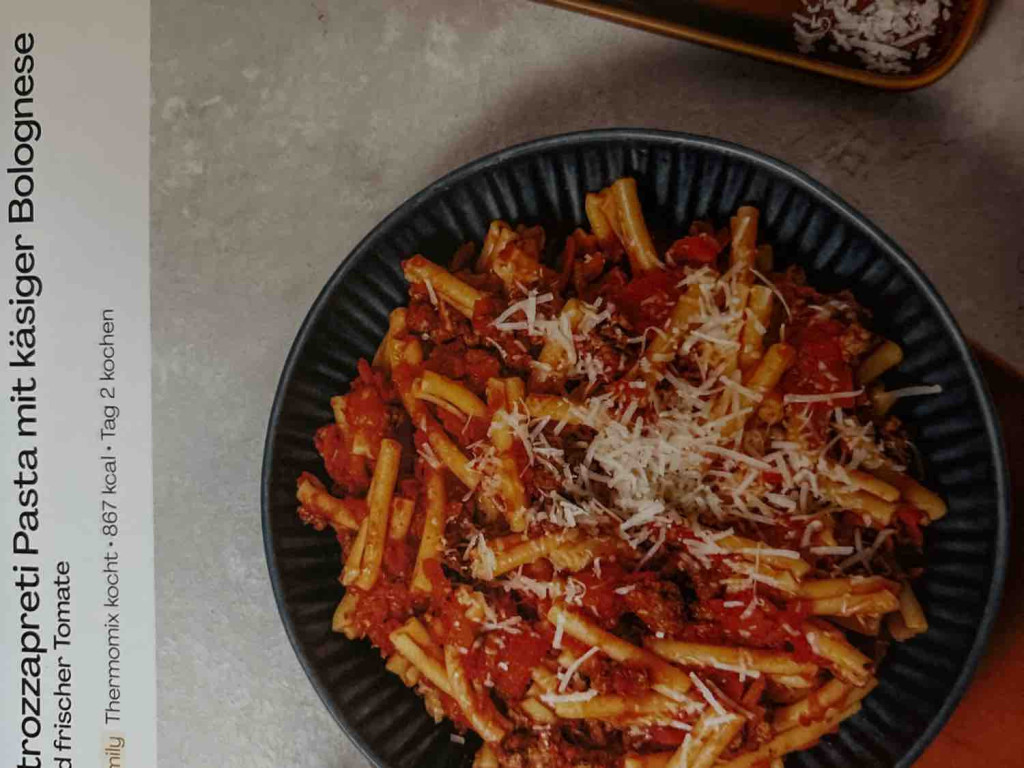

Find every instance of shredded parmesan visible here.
[800,519,824,548]
[765,492,798,510]
[423,277,439,307]
[702,445,774,471]
[839,528,895,571]
[710,660,760,679]
[557,646,601,692]
[689,673,727,716]
[784,390,863,404]
[466,532,497,580]
[882,384,944,400]
[738,546,800,560]
[417,442,442,470]
[540,689,599,706]
[481,616,523,634]
[493,290,554,332]
[809,545,855,556]
[793,0,949,74]
[552,612,565,650]
[500,572,563,599]
[703,713,739,729]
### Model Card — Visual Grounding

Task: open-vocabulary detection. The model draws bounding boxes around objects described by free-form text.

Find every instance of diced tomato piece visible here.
[896,505,926,547]
[612,268,688,332]
[666,233,722,266]
[646,725,690,747]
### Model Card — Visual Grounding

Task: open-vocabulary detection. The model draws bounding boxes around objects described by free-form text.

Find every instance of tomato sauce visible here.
[665,233,722,266]
[781,318,856,442]
[425,341,502,396]
[782,319,854,403]
[621,576,688,636]
[693,591,811,654]
[429,589,479,649]
[706,670,745,702]
[422,557,451,596]
[574,563,630,628]
[350,582,418,655]
[611,267,689,332]
[314,424,370,494]
[896,504,926,547]
[382,538,416,582]
[800,684,830,727]
[436,406,490,446]
[644,725,689,747]
[347,385,389,442]
[468,627,549,701]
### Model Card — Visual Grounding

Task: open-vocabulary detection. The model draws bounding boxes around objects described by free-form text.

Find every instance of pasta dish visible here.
[294,178,945,767]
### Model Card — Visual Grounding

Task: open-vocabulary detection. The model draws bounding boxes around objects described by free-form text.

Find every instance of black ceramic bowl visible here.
[262,130,1009,768]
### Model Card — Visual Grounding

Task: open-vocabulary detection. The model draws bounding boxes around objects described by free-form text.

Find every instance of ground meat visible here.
[840,322,875,363]
[587,657,651,696]
[879,416,913,467]
[622,578,688,636]
[424,340,501,395]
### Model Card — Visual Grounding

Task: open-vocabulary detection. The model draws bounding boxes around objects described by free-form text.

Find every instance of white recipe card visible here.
[1,2,155,767]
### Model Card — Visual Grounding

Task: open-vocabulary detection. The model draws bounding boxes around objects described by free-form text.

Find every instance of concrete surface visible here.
[151,1,1023,766]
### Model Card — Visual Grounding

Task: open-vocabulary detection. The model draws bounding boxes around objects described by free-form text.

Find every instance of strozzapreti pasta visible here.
[296,177,944,767]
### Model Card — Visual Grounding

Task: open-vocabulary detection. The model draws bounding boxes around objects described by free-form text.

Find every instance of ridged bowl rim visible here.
[261,128,1010,768]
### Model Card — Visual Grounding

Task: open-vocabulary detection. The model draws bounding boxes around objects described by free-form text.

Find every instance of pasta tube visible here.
[410,465,448,592]
[403,255,483,318]
[354,439,401,589]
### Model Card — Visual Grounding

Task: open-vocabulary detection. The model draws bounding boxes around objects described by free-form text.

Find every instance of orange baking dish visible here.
[534,0,989,90]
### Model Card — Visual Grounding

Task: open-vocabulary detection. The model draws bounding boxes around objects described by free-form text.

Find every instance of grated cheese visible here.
[751,267,792,319]
[557,646,601,692]
[839,528,895,571]
[800,519,824,548]
[481,616,523,634]
[466,532,497,580]
[636,525,668,570]
[809,545,855,556]
[784,389,863,404]
[564,577,587,606]
[702,445,774,471]
[738,546,800,560]
[493,290,554,332]
[720,375,764,402]
[689,673,727,716]
[703,713,739,729]
[882,383,944,400]
[500,572,563,599]
[657,687,698,706]
[710,659,760,680]
[423,277,439,307]
[539,689,598,706]
[793,0,949,74]
[765,492,798,511]
[552,613,566,650]
[417,442,442,470]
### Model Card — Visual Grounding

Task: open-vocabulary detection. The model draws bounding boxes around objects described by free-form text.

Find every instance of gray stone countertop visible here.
[152,1,1023,766]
